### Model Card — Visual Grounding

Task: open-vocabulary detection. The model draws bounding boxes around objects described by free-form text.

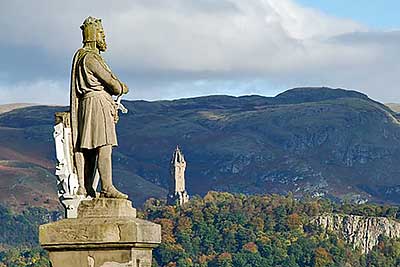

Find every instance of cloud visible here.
[263,0,363,39]
[0,80,66,105]
[0,0,399,104]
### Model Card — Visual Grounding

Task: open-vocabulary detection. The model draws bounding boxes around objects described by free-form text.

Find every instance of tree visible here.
[313,247,332,267]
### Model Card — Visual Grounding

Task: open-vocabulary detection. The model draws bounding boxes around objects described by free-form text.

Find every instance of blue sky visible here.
[0,0,399,104]
[298,0,398,29]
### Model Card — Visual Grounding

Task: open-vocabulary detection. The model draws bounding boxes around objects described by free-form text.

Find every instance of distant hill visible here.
[0,103,36,114]
[0,87,400,210]
[386,103,400,113]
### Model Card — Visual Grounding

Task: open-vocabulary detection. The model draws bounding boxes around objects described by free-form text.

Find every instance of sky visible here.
[297,0,399,29]
[0,0,399,105]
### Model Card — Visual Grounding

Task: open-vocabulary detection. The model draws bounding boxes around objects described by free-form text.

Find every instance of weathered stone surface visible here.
[313,214,400,254]
[48,250,132,267]
[39,217,160,247]
[78,198,137,218]
[40,198,160,267]
[40,199,159,247]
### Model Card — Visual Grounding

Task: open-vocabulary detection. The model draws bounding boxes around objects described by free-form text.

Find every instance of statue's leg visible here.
[75,151,86,195]
[83,149,97,198]
[97,145,128,199]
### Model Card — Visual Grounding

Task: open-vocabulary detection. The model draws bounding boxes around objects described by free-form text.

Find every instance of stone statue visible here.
[42,17,160,267]
[70,16,129,199]
[53,16,130,217]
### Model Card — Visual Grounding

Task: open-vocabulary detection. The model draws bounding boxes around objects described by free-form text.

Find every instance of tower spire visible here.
[168,145,189,206]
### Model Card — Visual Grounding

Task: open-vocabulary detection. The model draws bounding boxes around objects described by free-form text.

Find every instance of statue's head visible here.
[80,16,107,52]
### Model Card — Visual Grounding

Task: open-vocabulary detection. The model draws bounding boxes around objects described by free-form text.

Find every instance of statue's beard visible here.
[97,39,107,52]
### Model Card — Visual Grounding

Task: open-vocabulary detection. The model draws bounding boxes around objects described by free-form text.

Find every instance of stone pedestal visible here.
[39,198,161,267]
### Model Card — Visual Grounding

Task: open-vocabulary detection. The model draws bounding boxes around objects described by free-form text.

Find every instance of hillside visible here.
[386,103,400,113]
[0,103,36,115]
[0,87,400,209]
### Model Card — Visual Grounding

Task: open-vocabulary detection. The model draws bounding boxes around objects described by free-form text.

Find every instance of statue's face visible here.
[96,27,107,52]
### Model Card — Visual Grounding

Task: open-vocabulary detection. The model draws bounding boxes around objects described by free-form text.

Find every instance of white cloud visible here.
[0,0,399,104]
[264,0,364,39]
[0,80,67,105]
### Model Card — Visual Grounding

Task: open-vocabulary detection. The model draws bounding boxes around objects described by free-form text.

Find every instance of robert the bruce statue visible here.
[70,16,128,199]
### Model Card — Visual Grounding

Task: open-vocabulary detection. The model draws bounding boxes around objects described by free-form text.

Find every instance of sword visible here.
[116,95,128,114]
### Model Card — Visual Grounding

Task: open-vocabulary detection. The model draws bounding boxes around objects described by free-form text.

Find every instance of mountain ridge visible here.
[0,87,399,210]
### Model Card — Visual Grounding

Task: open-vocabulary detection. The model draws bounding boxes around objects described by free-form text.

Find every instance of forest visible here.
[1,192,399,266]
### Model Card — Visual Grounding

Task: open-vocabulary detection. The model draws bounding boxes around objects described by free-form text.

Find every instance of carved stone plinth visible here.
[39,199,161,267]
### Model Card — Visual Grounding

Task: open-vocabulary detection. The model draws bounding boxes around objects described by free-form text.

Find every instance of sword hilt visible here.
[116,96,128,114]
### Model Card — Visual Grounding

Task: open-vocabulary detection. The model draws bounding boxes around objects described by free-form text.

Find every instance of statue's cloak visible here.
[70,48,84,154]
[70,48,86,178]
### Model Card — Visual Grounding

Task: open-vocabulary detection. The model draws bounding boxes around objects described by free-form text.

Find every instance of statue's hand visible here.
[122,83,129,94]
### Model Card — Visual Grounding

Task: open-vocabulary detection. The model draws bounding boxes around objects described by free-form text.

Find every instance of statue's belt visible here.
[81,90,115,106]
[80,90,119,121]
[81,90,112,99]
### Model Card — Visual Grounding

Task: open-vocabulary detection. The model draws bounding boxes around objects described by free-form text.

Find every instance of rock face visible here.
[313,214,400,254]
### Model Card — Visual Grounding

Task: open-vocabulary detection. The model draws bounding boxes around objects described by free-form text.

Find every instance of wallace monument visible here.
[39,16,161,267]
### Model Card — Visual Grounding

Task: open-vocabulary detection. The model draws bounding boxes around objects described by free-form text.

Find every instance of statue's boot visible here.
[98,145,128,199]
[76,186,87,196]
[85,186,97,198]
[100,186,128,199]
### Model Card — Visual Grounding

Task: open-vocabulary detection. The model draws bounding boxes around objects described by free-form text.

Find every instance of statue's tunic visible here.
[70,48,123,150]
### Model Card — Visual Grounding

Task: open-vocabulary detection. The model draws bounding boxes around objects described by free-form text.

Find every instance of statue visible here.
[54,16,129,218]
[42,17,160,267]
[71,16,129,199]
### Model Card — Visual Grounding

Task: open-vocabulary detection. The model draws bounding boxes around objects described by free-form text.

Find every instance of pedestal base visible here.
[45,246,154,267]
[39,198,161,267]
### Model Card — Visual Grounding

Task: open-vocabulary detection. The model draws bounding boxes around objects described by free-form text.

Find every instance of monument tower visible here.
[168,146,189,206]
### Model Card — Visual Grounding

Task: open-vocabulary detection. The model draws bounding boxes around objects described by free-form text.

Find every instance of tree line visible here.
[1,192,399,266]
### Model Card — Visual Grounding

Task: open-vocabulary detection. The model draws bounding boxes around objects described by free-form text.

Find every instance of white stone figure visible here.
[168,146,189,206]
[54,112,91,218]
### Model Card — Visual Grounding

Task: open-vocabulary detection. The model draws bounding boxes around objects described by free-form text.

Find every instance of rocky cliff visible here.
[313,214,400,254]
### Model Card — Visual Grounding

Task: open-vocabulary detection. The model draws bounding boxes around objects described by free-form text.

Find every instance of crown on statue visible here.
[80,16,103,43]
